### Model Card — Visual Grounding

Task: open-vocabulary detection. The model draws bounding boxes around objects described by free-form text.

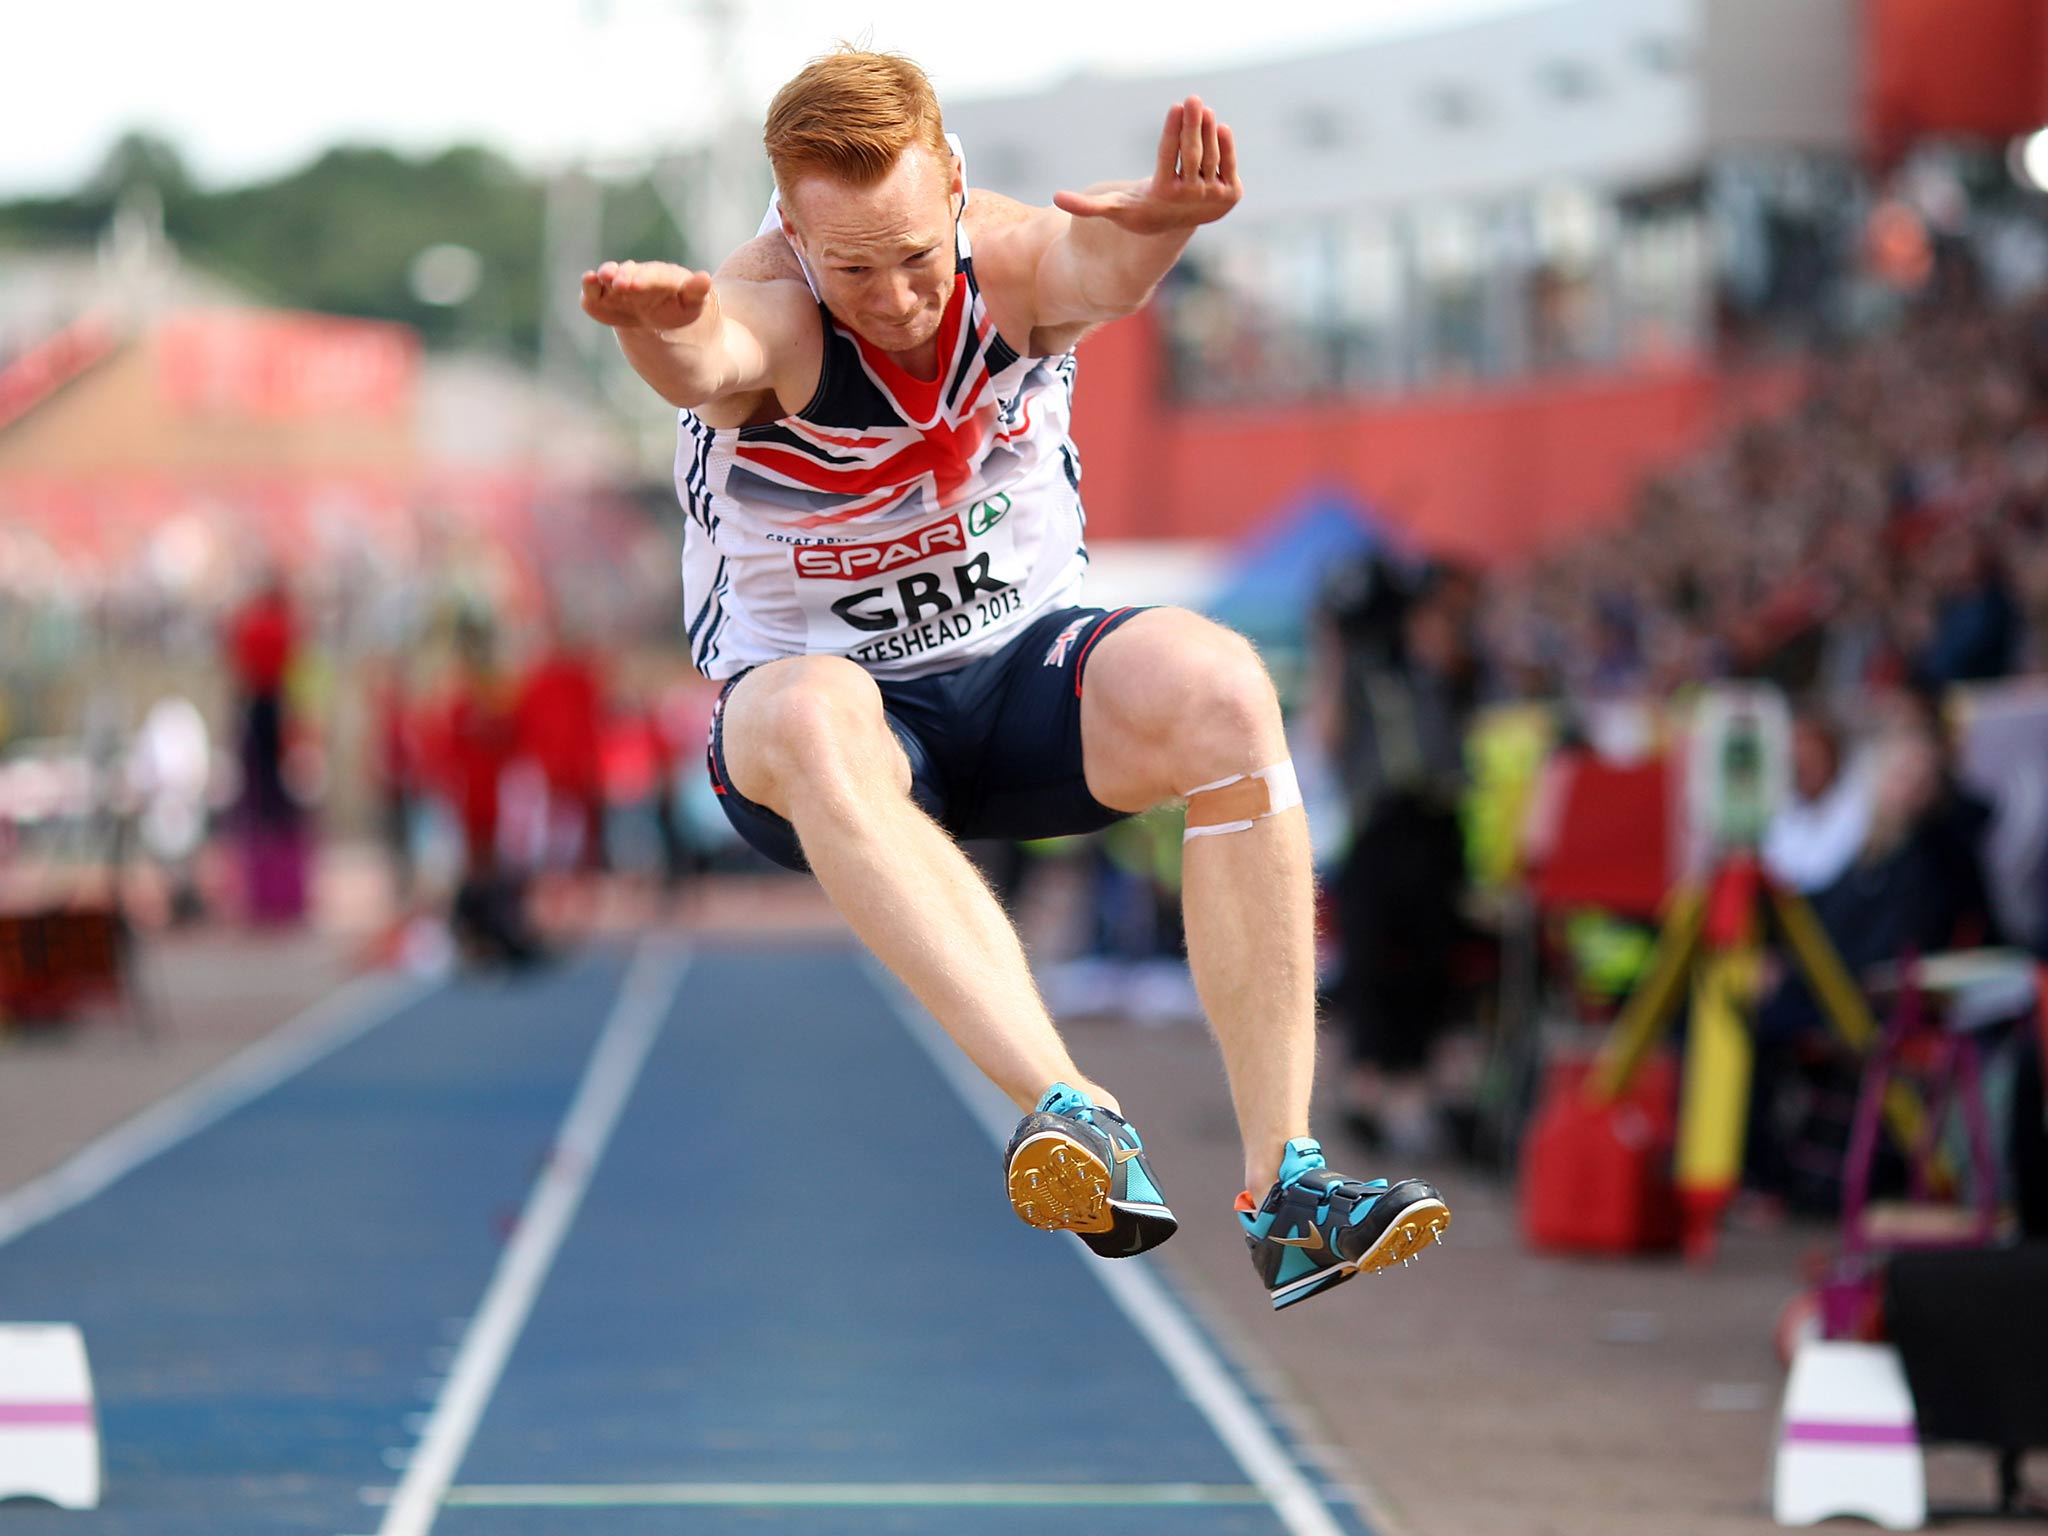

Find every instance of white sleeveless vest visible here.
[674,143,1089,680]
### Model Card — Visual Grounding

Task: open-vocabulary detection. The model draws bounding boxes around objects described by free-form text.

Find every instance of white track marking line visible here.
[373,942,690,1536]
[0,969,438,1251]
[363,1480,1274,1507]
[857,953,1357,1536]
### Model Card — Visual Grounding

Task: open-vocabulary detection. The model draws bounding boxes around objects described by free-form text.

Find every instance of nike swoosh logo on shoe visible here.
[1266,1226,1324,1251]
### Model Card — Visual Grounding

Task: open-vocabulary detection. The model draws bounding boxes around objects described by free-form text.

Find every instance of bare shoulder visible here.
[709,236,816,348]
[966,189,1052,233]
[964,192,1067,349]
[965,190,1063,257]
[689,233,820,426]
[716,230,805,285]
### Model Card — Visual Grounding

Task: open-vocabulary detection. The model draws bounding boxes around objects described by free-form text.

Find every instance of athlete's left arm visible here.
[985,96,1239,349]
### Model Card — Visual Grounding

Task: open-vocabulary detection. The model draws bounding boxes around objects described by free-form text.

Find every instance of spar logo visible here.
[968,492,1011,537]
[793,515,965,581]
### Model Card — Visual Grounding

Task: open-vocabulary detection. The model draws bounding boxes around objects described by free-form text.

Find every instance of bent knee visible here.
[722,657,906,811]
[1083,614,1287,809]
[1193,624,1279,721]
[1129,615,1278,740]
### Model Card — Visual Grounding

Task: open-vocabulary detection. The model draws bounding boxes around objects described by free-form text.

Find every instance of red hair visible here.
[763,49,949,195]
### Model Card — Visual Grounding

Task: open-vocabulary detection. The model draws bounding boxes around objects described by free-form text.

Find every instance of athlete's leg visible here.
[718,655,1111,1112]
[1077,608,1314,1194]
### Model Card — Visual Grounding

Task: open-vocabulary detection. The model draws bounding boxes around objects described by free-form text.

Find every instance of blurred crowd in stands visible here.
[0,562,736,980]
[1484,289,2048,706]
[1310,256,2048,1218]
[365,606,722,966]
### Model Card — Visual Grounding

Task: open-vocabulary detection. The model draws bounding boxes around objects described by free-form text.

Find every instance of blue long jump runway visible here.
[0,938,1377,1536]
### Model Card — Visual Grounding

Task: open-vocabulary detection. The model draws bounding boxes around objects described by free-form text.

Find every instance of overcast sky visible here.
[4,0,1560,196]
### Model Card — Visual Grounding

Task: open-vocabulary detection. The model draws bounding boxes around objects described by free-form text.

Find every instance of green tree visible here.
[0,131,690,359]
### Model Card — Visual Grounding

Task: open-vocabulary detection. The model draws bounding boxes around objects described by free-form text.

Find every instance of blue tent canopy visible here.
[1199,488,1398,650]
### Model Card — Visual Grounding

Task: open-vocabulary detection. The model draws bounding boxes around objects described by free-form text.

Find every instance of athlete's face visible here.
[784,145,959,356]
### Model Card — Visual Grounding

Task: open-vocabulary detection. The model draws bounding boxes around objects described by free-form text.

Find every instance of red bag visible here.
[1521,1052,1682,1254]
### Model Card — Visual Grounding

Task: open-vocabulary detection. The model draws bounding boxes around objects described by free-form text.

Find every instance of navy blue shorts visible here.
[707,604,1150,873]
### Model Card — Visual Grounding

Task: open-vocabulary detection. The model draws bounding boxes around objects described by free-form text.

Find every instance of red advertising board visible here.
[1865,0,2048,161]
[157,310,417,419]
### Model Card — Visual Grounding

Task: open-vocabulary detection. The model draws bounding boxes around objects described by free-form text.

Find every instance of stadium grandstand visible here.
[945,0,2048,561]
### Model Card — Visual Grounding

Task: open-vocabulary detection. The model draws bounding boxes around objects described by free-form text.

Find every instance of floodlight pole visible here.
[650,0,767,272]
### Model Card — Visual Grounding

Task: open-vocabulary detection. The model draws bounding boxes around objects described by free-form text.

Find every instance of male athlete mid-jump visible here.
[581,48,1447,1309]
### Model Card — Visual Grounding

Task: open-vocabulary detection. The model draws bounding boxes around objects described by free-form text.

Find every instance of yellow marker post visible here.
[1590,884,1705,1103]
[1675,943,1759,1256]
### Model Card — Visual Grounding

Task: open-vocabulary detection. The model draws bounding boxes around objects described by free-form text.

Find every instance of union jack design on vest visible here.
[674,160,1089,683]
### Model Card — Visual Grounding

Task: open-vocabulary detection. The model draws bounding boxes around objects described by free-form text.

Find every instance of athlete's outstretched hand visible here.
[1053,96,1241,235]
[580,260,716,332]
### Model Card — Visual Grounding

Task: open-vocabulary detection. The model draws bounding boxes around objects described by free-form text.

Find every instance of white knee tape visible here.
[1182,760,1303,841]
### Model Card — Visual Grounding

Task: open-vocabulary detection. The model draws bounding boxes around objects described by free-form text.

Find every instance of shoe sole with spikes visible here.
[1007,1131,1114,1234]
[1350,1195,1451,1274]
[1006,1125,1180,1257]
[1265,1186,1452,1311]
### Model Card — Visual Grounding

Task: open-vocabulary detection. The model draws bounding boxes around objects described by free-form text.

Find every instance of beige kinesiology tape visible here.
[1181,760,1304,841]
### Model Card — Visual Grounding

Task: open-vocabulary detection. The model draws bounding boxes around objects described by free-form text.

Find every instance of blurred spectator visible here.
[514,618,606,876]
[441,613,542,966]
[598,694,687,886]
[1315,556,1479,1156]
[2015,1021,2048,1239]
[1037,810,1198,1027]
[650,677,721,888]
[1915,529,2021,687]
[1868,687,2005,952]
[222,575,307,925]
[1752,694,2013,1211]
[1762,705,1872,894]
[129,694,212,924]
[1766,697,2003,1039]
[367,656,419,906]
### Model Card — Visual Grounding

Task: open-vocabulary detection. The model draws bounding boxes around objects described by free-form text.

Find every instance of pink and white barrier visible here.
[0,1324,99,1508]
[1772,1339,1923,1530]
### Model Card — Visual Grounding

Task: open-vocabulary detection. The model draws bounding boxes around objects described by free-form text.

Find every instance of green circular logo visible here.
[968,493,1011,537]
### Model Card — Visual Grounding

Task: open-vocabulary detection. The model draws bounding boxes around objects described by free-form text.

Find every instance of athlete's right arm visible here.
[579,260,793,410]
